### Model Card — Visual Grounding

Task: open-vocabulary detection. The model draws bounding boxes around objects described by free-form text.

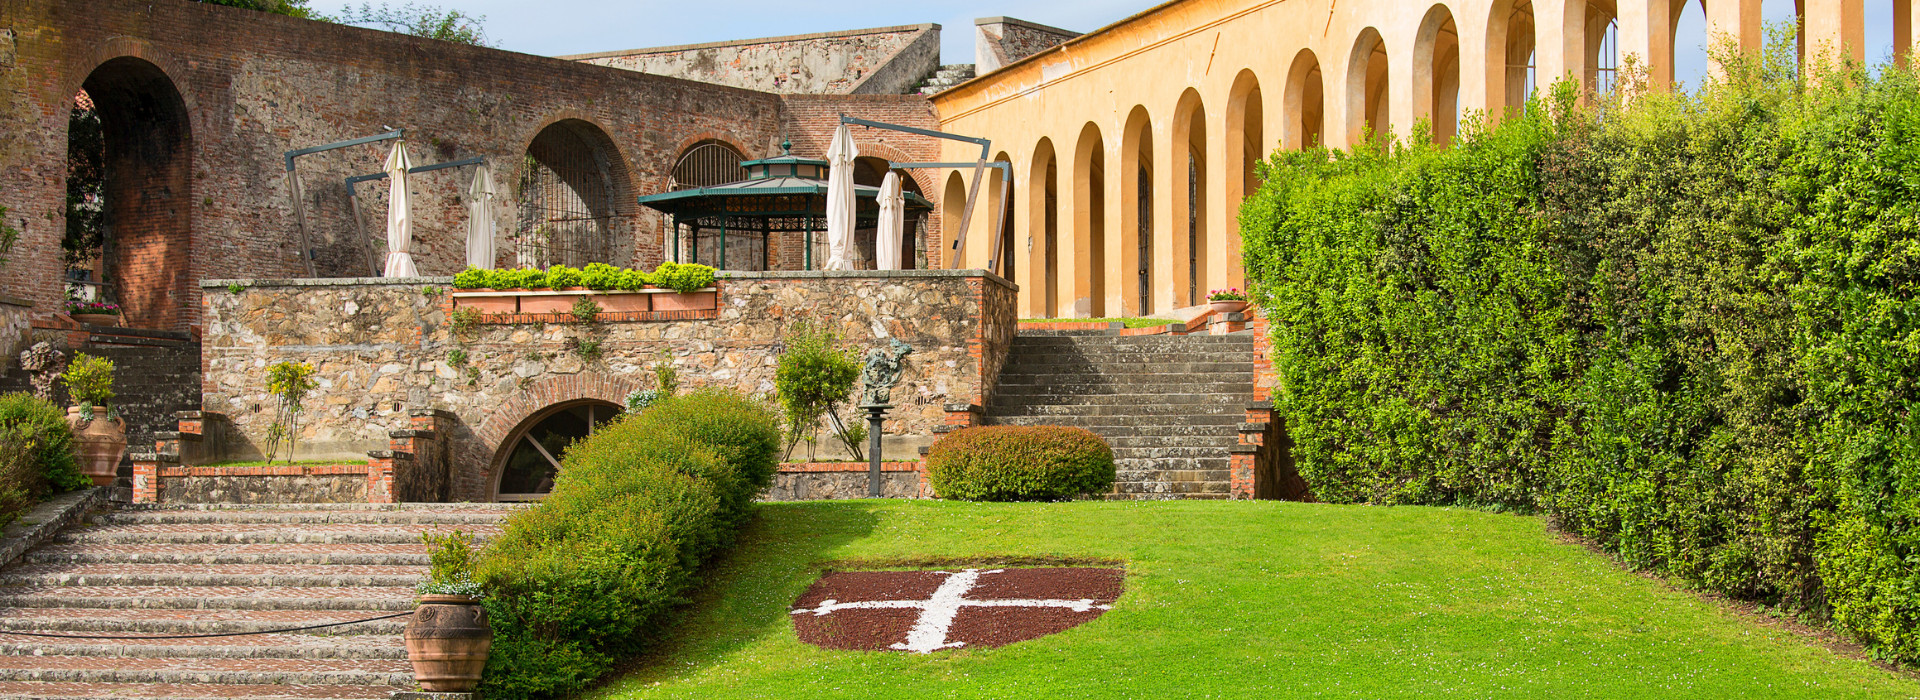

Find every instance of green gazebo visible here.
[635,145,933,271]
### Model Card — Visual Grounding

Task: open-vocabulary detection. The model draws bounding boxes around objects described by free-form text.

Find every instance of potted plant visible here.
[1207,288,1249,314]
[405,530,492,693]
[62,353,124,485]
[65,299,120,326]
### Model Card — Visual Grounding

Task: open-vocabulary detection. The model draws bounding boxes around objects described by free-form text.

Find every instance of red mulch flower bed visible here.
[790,567,1122,653]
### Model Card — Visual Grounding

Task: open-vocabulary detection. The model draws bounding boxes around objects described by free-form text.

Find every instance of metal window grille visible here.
[671,142,748,190]
[513,141,614,269]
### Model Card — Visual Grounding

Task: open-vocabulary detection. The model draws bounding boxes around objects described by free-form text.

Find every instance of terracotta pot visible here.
[652,290,716,312]
[72,313,117,326]
[519,292,583,315]
[405,594,493,692]
[70,406,126,486]
[454,292,518,314]
[596,291,651,313]
[1208,300,1248,314]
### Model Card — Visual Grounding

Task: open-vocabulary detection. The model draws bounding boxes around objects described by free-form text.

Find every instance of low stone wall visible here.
[200,270,1016,502]
[149,464,372,504]
[767,461,927,501]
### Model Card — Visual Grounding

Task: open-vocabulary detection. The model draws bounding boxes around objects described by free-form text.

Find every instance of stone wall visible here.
[0,298,30,366]
[566,25,940,95]
[975,17,1081,74]
[199,270,1016,502]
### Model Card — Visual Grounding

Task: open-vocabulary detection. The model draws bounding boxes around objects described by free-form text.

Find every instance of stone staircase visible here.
[986,331,1256,499]
[0,503,517,699]
[915,64,977,95]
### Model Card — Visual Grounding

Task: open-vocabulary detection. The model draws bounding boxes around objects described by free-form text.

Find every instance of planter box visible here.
[454,291,520,314]
[597,292,652,312]
[518,290,586,315]
[652,290,716,311]
[451,287,718,316]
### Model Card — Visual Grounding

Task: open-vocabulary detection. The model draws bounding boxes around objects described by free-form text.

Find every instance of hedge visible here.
[926,425,1115,501]
[452,261,716,293]
[0,392,89,526]
[1241,44,1920,663]
[476,390,780,699]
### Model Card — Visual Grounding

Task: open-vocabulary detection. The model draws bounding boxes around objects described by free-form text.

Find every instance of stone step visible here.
[1115,480,1232,495]
[989,393,1245,407]
[1116,468,1232,482]
[0,587,414,611]
[0,563,423,588]
[55,524,496,546]
[1101,435,1243,448]
[0,656,410,687]
[993,373,1253,387]
[1116,456,1231,469]
[986,416,1244,429]
[1108,447,1235,459]
[98,510,512,526]
[0,633,405,660]
[999,355,1254,367]
[988,403,1245,417]
[0,608,409,636]
[0,680,402,699]
[1011,334,1252,344]
[994,361,1253,375]
[26,543,429,566]
[992,381,1253,395]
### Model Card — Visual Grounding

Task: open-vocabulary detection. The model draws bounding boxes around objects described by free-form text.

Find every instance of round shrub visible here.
[0,392,86,496]
[926,425,1116,501]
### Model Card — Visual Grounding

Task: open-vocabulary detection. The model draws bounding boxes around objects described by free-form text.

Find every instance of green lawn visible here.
[593,500,1918,699]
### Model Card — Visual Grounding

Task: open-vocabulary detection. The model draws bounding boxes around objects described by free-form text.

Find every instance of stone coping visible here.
[558,23,938,60]
[0,295,33,308]
[975,16,1082,37]
[201,268,1017,291]
[0,487,108,568]
[781,461,924,473]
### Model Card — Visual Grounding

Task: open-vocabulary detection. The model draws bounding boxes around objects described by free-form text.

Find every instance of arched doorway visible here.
[491,400,624,501]
[989,151,1016,282]
[671,140,748,189]
[1349,28,1391,143]
[1029,138,1059,316]
[1417,6,1463,146]
[1173,90,1208,307]
[69,57,192,331]
[1286,50,1326,149]
[514,119,633,268]
[1487,0,1538,112]
[851,156,926,270]
[1074,122,1107,318]
[1121,107,1154,315]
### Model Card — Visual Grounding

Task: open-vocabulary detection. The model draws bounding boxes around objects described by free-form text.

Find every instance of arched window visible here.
[493,401,623,501]
[671,141,747,189]
[514,120,629,268]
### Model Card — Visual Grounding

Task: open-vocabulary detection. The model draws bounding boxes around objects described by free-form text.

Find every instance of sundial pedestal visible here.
[859,402,891,498]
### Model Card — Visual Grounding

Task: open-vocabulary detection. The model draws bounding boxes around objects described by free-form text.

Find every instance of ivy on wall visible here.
[1242,44,1920,662]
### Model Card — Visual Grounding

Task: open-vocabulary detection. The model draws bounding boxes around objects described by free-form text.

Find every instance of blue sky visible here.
[308,1,1902,90]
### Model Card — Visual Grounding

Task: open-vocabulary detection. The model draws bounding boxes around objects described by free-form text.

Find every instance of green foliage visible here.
[774,321,862,457]
[450,263,717,294]
[0,392,87,496]
[418,529,481,597]
[475,390,777,699]
[925,426,1115,501]
[192,0,318,18]
[420,285,441,296]
[1241,42,1920,663]
[650,262,717,293]
[264,361,318,464]
[624,388,660,412]
[569,295,601,323]
[449,306,482,334]
[446,348,468,367]
[226,282,246,294]
[63,107,103,270]
[60,354,114,408]
[545,265,584,290]
[568,337,602,362]
[451,267,490,289]
[328,2,492,45]
[652,357,679,397]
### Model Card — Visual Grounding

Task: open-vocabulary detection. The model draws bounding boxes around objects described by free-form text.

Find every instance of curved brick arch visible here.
[61,38,200,118]
[852,141,936,196]
[469,372,641,501]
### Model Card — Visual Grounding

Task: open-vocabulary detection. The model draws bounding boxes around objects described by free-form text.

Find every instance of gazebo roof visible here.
[636,143,931,219]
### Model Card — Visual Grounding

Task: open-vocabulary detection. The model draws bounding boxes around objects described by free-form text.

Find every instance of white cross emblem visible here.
[790,568,1115,653]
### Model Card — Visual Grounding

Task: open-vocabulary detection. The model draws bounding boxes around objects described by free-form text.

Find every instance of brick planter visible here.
[451,287,717,315]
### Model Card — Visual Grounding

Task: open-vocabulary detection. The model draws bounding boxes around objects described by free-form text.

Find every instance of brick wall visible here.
[780,95,949,269]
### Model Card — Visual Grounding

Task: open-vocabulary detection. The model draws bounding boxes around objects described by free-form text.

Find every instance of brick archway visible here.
[470,373,640,500]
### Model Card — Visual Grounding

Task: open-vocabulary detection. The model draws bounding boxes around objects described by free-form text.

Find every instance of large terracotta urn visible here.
[405,594,493,692]
[69,406,126,486]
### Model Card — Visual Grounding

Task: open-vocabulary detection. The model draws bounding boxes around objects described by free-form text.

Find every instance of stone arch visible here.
[942,170,968,270]
[1171,88,1208,308]
[1488,0,1540,114]
[1120,105,1155,315]
[1416,5,1464,146]
[848,142,937,196]
[1027,137,1059,316]
[1284,49,1326,149]
[1223,70,1263,292]
[488,399,625,501]
[988,150,1016,281]
[1585,0,1622,95]
[471,372,640,500]
[70,55,194,332]
[510,118,638,268]
[1348,27,1391,144]
[1073,121,1107,318]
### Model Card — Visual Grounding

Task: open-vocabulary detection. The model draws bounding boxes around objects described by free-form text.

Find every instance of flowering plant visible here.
[1207,288,1248,302]
[65,300,120,315]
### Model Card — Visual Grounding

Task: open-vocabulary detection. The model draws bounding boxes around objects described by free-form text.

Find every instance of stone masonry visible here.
[566,24,943,96]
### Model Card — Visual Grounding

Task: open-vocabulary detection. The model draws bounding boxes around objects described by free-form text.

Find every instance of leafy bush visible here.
[449,262,717,292]
[476,389,779,699]
[61,354,114,408]
[0,393,88,526]
[650,262,716,293]
[925,426,1115,501]
[774,321,862,457]
[1241,42,1920,663]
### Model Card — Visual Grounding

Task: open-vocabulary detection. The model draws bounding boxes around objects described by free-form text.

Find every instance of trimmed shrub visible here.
[926,425,1115,501]
[0,393,87,525]
[1241,42,1920,663]
[475,389,779,700]
[449,262,716,292]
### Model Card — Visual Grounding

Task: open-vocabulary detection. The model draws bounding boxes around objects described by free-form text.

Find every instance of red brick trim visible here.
[780,461,923,473]
[473,372,641,456]
[157,463,371,478]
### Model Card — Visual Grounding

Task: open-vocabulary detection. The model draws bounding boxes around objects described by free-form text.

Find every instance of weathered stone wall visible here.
[566,25,940,95]
[199,270,1016,501]
[975,17,1080,74]
[0,298,30,366]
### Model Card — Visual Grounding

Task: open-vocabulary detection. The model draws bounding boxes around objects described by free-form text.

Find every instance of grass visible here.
[593,500,1919,699]
[195,458,370,468]
[1021,317,1175,328]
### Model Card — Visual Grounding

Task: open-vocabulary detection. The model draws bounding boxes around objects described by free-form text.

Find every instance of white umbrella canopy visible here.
[465,163,496,270]
[875,171,905,270]
[823,123,859,271]
[382,140,419,277]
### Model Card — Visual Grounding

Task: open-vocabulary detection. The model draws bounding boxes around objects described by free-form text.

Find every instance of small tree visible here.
[774,321,862,459]
[264,361,319,463]
[60,353,115,413]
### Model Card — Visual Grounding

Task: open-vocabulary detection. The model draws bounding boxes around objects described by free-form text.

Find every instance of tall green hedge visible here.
[1242,48,1920,663]
[476,390,781,699]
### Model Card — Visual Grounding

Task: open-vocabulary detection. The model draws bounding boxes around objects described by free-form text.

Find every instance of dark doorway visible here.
[72,57,192,331]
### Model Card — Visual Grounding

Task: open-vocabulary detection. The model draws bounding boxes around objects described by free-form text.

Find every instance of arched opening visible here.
[989,151,1016,282]
[1672,0,1711,91]
[1173,90,1208,308]
[848,156,925,270]
[491,400,624,501]
[1121,106,1155,315]
[671,140,747,189]
[1028,139,1059,316]
[1485,0,1537,113]
[1587,0,1622,96]
[1285,50,1326,149]
[942,171,968,271]
[1349,28,1391,143]
[1225,71,1262,292]
[69,58,192,331]
[1074,122,1107,317]
[1417,6,1463,146]
[1758,0,1807,69]
[514,119,632,268]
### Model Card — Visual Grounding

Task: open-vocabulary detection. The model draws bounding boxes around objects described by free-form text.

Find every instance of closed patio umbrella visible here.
[823,123,858,271]
[466,163,496,269]
[875,171,904,270]
[382,140,419,277]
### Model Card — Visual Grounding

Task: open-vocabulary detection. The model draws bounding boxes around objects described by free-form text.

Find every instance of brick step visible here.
[27,543,429,566]
[0,680,401,699]
[995,361,1253,375]
[0,633,405,660]
[0,587,414,611]
[55,524,495,546]
[99,510,512,526]
[986,416,1244,430]
[0,655,410,687]
[992,374,1254,388]
[0,608,409,636]
[989,393,1244,407]
[987,403,1245,417]
[0,564,422,588]
[992,382,1253,395]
